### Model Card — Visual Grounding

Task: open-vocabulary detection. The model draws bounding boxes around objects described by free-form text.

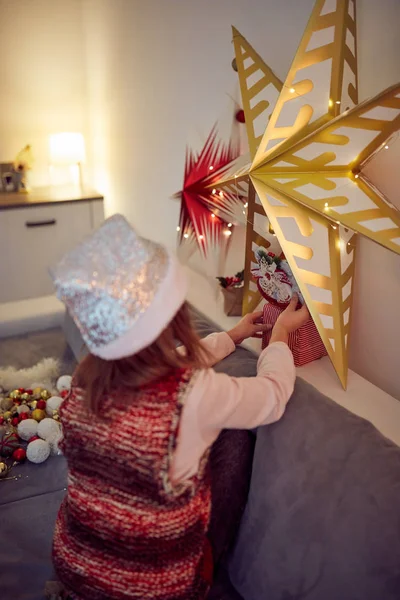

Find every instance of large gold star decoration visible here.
[210,0,400,388]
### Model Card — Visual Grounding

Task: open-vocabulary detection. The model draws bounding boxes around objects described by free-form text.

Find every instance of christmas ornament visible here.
[17,404,30,415]
[235,109,245,123]
[32,387,43,398]
[20,392,30,402]
[211,2,400,387]
[231,57,238,72]
[0,397,13,411]
[9,390,21,400]
[27,439,50,464]
[11,417,19,427]
[46,396,64,416]
[0,417,4,425]
[40,390,51,401]
[18,388,25,394]
[19,412,29,421]
[0,461,9,478]
[56,375,72,393]
[18,419,38,441]
[12,447,26,462]
[36,400,46,410]
[38,418,61,442]
[60,390,69,399]
[31,408,46,422]
[3,411,12,421]
[0,428,19,457]
[29,400,37,410]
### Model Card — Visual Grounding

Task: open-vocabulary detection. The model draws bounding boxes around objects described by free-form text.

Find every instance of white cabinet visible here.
[0,189,104,304]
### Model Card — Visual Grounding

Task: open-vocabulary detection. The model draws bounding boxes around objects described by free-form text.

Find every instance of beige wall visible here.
[0,0,88,186]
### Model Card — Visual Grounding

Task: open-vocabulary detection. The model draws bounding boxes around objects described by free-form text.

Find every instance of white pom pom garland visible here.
[37,418,61,442]
[18,419,39,441]
[46,396,64,416]
[56,375,72,393]
[27,439,50,464]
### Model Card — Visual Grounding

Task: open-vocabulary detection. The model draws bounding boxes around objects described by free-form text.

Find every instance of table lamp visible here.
[49,133,86,188]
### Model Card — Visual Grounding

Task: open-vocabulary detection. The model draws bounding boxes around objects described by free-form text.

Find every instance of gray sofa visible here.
[1,308,399,600]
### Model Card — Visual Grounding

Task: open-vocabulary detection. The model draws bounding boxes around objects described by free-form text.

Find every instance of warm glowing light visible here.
[243,210,246,215]
[49,133,85,164]
[332,225,337,229]
[355,174,359,179]
[227,223,232,228]
[244,202,248,208]
[336,100,341,105]
[199,235,204,240]
[219,191,223,197]
[384,145,389,150]
[183,233,189,239]
[209,165,214,171]
[328,99,334,108]
[289,87,295,93]
[212,188,216,194]
[211,213,216,218]
[224,230,232,236]
[176,226,180,232]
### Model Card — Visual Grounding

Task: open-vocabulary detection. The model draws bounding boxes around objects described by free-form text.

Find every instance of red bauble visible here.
[13,447,27,462]
[235,109,245,123]
[26,389,33,395]
[60,390,69,399]
[36,400,47,410]
[28,436,40,443]
[12,417,20,427]
[0,416,4,425]
[19,412,29,421]
[18,388,25,394]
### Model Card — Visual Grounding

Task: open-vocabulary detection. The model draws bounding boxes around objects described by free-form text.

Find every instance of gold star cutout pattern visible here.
[210,0,400,387]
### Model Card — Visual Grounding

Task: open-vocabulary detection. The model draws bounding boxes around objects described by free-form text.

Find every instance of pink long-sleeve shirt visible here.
[171,333,296,483]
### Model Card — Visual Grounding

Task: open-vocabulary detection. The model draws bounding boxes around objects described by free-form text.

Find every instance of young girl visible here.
[50,214,309,600]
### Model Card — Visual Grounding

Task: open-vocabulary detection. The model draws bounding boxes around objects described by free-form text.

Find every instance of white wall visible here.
[0,0,88,186]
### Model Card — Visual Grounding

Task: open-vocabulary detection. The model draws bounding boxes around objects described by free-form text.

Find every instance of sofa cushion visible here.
[229,378,400,600]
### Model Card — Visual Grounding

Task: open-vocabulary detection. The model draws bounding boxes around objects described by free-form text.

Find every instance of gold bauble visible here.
[0,462,9,478]
[40,390,51,401]
[32,387,43,399]
[20,392,30,402]
[29,400,37,410]
[31,409,46,422]
[3,411,12,421]
[9,390,21,400]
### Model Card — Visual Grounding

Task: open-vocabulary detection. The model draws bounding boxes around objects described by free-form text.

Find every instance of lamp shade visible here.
[49,133,85,165]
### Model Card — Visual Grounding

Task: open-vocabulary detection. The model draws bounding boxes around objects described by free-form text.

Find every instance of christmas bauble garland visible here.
[0,375,70,481]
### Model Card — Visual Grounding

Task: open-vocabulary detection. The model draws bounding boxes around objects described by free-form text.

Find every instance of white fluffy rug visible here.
[0,357,60,393]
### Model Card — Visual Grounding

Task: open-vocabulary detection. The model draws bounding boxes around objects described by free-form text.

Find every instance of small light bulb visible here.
[211,213,216,218]
[336,221,340,225]
[289,87,295,93]
[176,226,180,232]
[209,165,214,171]
[224,230,232,236]
[244,202,248,208]
[332,225,337,229]
[243,210,246,215]
[212,188,216,194]
[328,99,334,108]
[183,233,189,239]
[227,223,232,228]
[336,100,341,105]
[199,235,204,240]
[385,145,389,150]
[219,191,223,197]
[324,202,329,210]
[348,242,351,246]
[355,174,359,179]
[234,174,238,179]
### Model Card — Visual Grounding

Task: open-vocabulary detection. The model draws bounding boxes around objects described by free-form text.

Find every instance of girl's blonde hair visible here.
[75,302,210,414]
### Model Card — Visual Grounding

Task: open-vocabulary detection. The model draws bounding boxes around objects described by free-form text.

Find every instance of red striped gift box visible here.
[262,302,327,367]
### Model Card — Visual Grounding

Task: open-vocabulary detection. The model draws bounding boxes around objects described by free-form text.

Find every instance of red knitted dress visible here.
[53,368,212,600]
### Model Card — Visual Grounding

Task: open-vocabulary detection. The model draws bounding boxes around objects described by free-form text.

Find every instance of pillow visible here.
[229,378,400,600]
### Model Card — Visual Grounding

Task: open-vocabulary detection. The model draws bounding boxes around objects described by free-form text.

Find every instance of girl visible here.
[50,214,309,600]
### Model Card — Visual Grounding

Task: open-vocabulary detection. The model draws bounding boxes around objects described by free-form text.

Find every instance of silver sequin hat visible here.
[50,214,187,359]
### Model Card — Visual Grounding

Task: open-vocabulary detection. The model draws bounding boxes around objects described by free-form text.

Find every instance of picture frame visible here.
[0,163,17,192]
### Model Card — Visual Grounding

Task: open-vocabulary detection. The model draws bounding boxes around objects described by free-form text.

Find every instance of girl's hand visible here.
[227,311,272,345]
[270,294,310,345]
